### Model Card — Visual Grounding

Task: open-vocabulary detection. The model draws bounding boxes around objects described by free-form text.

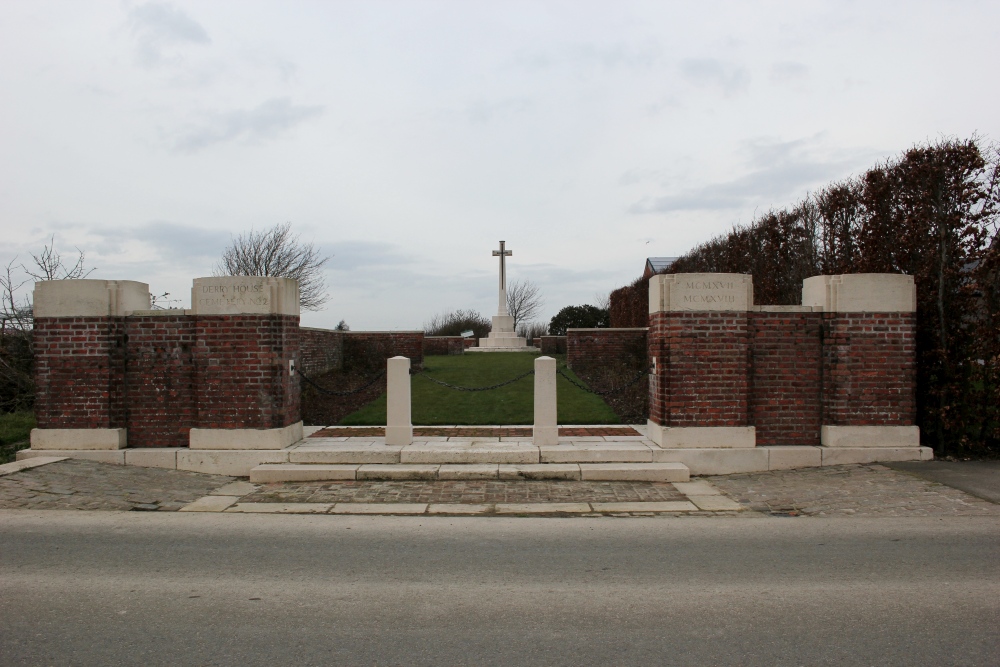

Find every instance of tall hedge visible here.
[662,138,999,456]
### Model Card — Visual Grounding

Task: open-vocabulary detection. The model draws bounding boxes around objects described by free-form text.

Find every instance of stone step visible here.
[249,462,690,484]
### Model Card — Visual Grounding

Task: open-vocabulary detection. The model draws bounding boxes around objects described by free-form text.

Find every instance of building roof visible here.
[644,257,678,277]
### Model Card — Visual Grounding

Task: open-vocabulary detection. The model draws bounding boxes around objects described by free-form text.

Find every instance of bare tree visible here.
[215,222,330,311]
[22,235,94,281]
[1,238,95,411]
[506,278,543,331]
[593,290,611,312]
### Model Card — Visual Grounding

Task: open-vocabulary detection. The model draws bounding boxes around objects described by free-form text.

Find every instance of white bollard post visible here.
[385,356,413,446]
[533,355,558,446]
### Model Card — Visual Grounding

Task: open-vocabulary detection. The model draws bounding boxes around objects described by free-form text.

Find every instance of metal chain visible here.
[411,368,534,392]
[556,366,650,397]
[298,368,386,397]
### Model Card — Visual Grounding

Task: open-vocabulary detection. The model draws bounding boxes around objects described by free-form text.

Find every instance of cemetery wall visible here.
[33,316,125,430]
[748,310,823,446]
[342,331,423,369]
[822,312,916,425]
[192,314,301,431]
[567,328,647,372]
[423,336,465,355]
[124,314,197,448]
[299,327,344,375]
[540,336,566,355]
[648,313,749,427]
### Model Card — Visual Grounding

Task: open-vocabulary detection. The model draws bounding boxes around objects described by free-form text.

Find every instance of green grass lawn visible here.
[340,352,620,425]
[0,410,35,464]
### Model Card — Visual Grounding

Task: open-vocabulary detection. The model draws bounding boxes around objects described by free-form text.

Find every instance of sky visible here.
[1,1,997,330]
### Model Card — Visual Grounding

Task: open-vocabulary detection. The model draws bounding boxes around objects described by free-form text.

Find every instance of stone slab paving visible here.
[709,463,1000,517]
[311,426,643,439]
[0,459,234,512]
[241,479,688,504]
[2,458,997,518]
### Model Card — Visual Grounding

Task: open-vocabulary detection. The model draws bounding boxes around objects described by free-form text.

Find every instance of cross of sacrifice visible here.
[492,240,512,316]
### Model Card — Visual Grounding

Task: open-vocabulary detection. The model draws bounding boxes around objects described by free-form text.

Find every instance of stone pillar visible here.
[803,274,920,447]
[533,356,558,446]
[646,273,756,448]
[187,276,303,450]
[385,356,413,446]
[30,279,151,450]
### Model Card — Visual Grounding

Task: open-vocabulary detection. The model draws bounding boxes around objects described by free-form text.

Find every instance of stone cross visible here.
[492,240,512,316]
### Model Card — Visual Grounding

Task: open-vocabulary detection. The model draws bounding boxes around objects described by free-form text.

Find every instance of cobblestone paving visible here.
[709,463,1000,517]
[244,480,686,504]
[0,459,234,511]
[310,426,642,438]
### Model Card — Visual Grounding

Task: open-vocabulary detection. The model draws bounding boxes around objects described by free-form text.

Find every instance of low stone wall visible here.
[539,336,566,354]
[423,336,465,356]
[299,327,344,375]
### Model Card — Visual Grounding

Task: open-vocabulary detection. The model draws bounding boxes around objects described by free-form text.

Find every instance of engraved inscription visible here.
[197,282,269,308]
[682,280,736,304]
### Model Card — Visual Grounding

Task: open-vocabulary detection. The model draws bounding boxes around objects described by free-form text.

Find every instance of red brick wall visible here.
[648,313,749,427]
[749,311,823,445]
[193,315,300,431]
[424,336,465,355]
[540,336,566,355]
[343,332,423,369]
[567,328,647,371]
[124,315,197,448]
[34,317,123,430]
[822,313,916,425]
[35,313,301,446]
[300,327,344,375]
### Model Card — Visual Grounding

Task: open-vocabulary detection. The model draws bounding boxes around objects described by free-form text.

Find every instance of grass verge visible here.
[340,352,620,425]
[0,411,35,464]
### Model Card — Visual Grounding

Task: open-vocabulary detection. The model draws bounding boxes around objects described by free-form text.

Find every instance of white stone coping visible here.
[802,273,916,312]
[752,305,824,312]
[30,428,127,450]
[189,422,304,450]
[33,279,150,318]
[565,327,649,332]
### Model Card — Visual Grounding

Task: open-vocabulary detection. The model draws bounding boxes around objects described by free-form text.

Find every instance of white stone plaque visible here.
[649,273,753,313]
[191,276,299,316]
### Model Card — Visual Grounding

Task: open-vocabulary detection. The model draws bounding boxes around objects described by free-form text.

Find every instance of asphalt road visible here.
[2,511,998,666]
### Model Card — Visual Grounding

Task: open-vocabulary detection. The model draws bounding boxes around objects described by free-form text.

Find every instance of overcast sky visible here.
[2,1,997,330]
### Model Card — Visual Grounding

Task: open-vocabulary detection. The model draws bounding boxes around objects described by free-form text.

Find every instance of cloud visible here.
[679,58,750,96]
[172,98,324,152]
[465,98,532,123]
[629,136,858,214]
[770,61,809,83]
[128,2,210,67]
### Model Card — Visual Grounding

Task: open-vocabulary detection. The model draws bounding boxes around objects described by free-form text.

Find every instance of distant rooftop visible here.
[644,257,678,277]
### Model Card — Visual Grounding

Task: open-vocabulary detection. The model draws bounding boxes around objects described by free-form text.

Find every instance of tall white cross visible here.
[492,240,512,316]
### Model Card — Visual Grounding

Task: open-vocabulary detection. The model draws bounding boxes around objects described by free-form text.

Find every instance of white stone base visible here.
[30,428,127,450]
[646,422,756,448]
[177,449,289,476]
[189,421,303,450]
[651,448,770,475]
[820,446,933,466]
[821,425,921,448]
[16,449,126,465]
